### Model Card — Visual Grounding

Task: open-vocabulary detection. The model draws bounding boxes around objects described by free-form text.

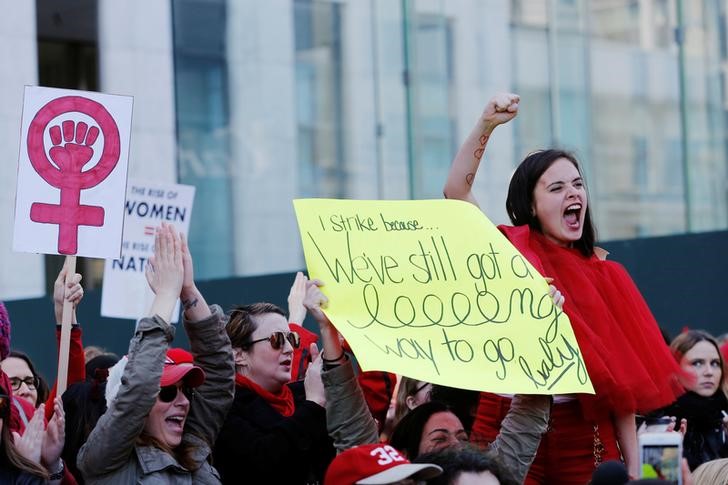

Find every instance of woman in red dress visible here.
[443,93,684,483]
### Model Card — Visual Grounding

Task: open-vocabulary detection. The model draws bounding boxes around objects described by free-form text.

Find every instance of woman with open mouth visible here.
[78,223,235,484]
[443,93,683,484]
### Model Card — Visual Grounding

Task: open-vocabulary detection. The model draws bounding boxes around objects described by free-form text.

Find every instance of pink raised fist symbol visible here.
[27,96,121,255]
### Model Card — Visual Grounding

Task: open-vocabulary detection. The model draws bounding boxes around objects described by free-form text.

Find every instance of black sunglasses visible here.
[158,385,194,403]
[412,381,430,395]
[0,394,9,419]
[247,331,300,350]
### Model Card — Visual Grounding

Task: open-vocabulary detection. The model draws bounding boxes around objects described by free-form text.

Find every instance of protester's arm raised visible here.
[78,225,182,477]
[287,271,308,326]
[147,224,185,322]
[303,280,343,364]
[303,280,379,450]
[443,92,519,207]
[47,267,86,420]
[53,267,82,326]
[180,231,234,456]
[179,232,212,322]
[488,394,551,484]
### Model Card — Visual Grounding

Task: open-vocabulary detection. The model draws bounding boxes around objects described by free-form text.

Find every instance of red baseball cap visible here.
[160,348,205,387]
[325,444,442,485]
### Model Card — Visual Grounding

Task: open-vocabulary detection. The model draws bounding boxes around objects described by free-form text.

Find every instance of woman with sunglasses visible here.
[78,223,234,483]
[214,298,337,484]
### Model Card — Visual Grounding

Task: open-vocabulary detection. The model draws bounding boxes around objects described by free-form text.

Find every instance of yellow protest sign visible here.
[293,198,594,394]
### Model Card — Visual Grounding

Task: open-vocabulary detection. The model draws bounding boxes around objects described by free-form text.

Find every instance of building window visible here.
[407,9,455,199]
[294,0,345,198]
[172,0,234,279]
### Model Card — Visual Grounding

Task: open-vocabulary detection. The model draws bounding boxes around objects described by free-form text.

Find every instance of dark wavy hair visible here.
[415,444,518,485]
[6,350,50,407]
[506,149,596,256]
[390,400,463,460]
[62,353,119,483]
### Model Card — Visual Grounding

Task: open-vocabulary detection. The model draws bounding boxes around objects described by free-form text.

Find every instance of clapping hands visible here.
[145,222,185,322]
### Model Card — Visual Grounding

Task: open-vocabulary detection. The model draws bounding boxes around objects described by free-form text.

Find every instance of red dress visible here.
[471,225,684,484]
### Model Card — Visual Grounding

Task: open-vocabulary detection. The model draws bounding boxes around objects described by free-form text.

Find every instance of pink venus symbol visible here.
[27,96,121,255]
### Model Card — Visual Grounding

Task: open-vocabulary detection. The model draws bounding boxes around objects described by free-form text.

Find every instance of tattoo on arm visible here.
[473,133,490,160]
[465,173,475,186]
[182,298,198,311]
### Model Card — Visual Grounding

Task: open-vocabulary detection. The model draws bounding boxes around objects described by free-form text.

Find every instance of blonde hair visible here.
[692,457,728,485]
[3,417,49,479]
[394,376,429,425]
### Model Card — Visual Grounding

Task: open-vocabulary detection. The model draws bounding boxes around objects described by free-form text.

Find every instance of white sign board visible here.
[101,181,195,322]
[13,86,133,258]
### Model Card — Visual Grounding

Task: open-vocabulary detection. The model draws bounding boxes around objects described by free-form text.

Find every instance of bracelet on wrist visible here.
[321,350,346,363]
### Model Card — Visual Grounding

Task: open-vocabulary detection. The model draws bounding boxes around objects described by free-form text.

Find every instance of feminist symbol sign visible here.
[13,87,132,259]
[27,96,120,254]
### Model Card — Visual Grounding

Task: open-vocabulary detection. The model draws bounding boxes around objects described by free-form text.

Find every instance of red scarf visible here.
[235,374,295,417]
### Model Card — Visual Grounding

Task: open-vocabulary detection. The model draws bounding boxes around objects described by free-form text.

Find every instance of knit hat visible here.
[105,355,127,407]
[324,444,442,485]
[0,302,11,360]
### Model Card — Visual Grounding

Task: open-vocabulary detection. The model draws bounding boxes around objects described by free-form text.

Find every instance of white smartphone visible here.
[638,432,683,485]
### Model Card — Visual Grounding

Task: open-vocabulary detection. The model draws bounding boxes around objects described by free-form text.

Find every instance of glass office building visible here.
[1,0,726,297]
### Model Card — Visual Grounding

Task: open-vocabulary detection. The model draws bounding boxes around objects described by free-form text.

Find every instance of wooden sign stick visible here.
[56,255,76,396]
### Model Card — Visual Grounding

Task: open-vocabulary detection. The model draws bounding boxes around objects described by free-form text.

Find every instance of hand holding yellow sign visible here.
[293,198,594,394]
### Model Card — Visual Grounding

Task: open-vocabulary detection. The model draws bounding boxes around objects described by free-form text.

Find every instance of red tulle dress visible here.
[470,225,684,483]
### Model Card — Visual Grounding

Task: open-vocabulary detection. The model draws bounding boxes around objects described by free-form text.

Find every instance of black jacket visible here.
[214,381,335,484]
[659,391,728,470]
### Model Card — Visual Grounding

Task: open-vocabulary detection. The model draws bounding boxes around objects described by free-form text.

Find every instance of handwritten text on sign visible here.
[294,199,594,394]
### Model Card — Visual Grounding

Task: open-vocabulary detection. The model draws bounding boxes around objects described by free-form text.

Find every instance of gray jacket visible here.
[488,394,551,484]
[78,305,235,484]
[321,357,379,452]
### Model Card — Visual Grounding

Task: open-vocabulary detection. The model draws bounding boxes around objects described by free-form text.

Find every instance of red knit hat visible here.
[161,348,205,387]
[0,302,11,360]
[324,444,441,485]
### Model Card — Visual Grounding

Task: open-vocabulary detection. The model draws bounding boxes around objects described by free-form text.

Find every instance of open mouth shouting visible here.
[165,413,187,435]
[564,203,582,230]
